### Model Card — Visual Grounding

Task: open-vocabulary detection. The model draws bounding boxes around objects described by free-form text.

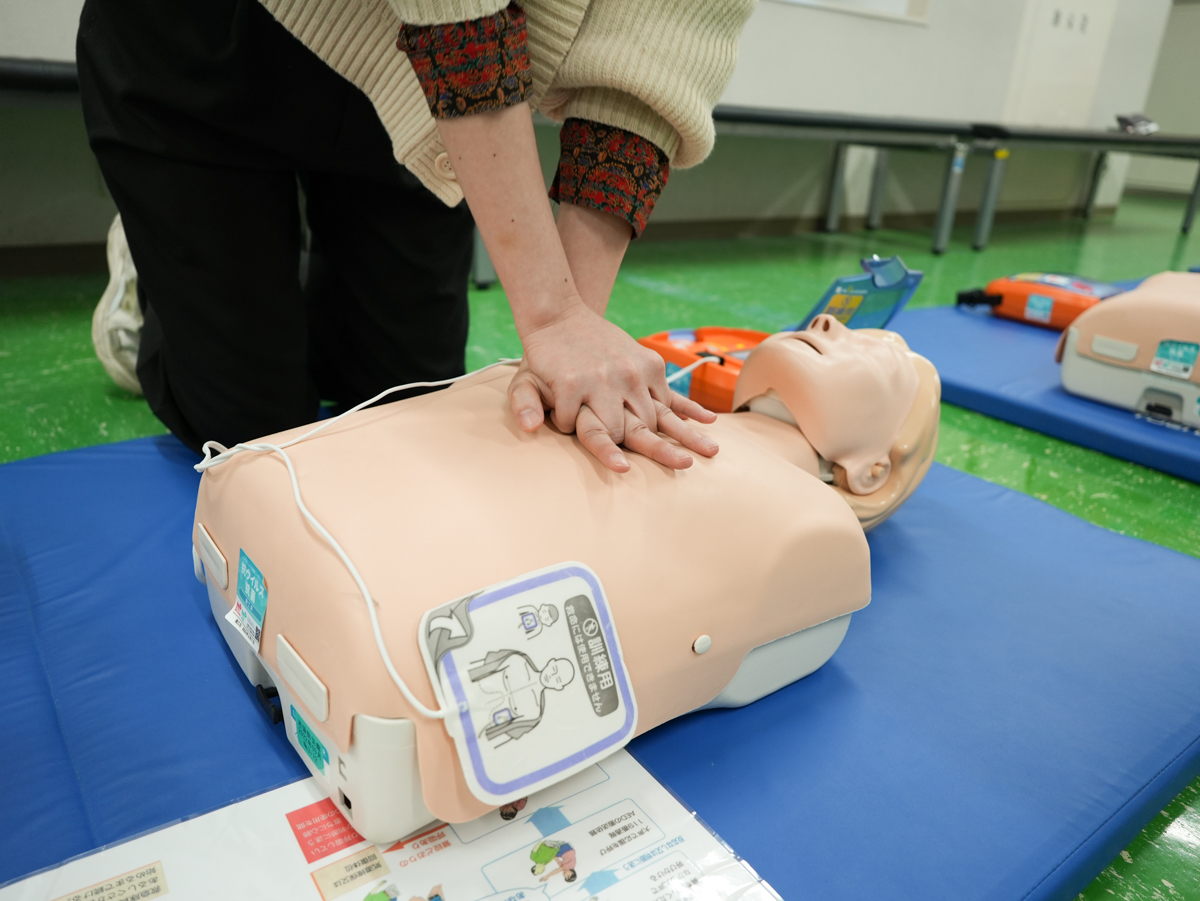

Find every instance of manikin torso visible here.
[193,317,939,823]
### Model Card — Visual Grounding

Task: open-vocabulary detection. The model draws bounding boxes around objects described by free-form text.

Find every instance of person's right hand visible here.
[434,104,717,472]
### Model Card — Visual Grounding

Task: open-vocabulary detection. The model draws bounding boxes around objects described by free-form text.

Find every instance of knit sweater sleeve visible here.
[383,0,509,27]
[394,2,670,235]
[539,0,756,170]
[396,3,534,118]
[549,119,669,238]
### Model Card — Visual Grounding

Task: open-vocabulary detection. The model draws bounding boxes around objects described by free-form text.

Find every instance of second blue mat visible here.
[891,305,1200,482]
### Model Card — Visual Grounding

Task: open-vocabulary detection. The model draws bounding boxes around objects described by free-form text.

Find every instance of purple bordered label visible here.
[419,562,637,806]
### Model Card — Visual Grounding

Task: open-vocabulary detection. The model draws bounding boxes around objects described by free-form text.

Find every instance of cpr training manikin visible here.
[190,314,941,843]
[1058,271,1200,429]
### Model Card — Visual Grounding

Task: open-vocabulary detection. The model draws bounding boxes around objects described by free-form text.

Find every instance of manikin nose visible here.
[807,314,842,336]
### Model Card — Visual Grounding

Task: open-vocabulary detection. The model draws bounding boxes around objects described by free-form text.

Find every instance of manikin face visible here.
[540,658,574,691]
[736,315,920,495]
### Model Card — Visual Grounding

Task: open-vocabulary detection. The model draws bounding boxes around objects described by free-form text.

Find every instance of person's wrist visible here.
[513,291,591,343]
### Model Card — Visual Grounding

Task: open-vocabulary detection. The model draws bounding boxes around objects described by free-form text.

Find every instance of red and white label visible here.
[285,798,366,865]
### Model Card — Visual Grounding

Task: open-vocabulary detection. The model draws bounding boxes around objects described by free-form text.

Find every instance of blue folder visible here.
[4,437,1200,900]
[890,305,1200,483]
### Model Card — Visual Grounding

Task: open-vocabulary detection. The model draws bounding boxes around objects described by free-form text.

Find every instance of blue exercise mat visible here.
[3,438,1200,900]
[0,437,308,884]
[633,467,1200,900]
[890,305,1200,483]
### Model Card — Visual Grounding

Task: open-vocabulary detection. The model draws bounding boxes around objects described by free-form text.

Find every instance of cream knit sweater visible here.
[260,0,755,206]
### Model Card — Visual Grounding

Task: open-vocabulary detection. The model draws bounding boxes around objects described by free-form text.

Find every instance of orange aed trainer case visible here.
[957,273,1124,331]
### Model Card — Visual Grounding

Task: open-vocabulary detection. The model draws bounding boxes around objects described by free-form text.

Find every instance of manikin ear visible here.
[828,348,940,530]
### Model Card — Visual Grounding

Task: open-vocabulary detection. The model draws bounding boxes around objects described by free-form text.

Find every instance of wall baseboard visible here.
[1123,186,1196,200]
[641,206,1116,242]
[2,205,1119,274]
[0,242,106,277]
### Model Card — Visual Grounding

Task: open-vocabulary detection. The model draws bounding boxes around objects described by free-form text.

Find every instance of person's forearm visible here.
[436,104,585,338]
[556,203,631,317]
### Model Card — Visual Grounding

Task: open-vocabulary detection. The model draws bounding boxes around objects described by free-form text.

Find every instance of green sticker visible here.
[1024,294,1054,324]
[291,705,328,775]
[1150,340,1199,380]
[237,550,268,628]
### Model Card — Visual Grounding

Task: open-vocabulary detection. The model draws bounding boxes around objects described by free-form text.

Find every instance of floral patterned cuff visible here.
[549,119,671,239]
[396,2,532,118]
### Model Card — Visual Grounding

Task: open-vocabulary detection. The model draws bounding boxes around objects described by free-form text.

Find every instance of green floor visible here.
[2,194,1199,897]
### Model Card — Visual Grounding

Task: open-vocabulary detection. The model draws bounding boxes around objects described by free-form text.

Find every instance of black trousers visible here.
[77,0,474,453]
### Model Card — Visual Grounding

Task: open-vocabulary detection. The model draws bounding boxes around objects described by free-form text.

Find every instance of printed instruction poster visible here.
[1,751,776,901]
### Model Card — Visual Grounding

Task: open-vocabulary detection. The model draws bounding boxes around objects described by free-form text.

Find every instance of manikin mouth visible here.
[788,331,824,355]
[789,315,841,355]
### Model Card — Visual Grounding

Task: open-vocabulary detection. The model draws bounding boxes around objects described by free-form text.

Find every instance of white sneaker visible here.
[91,213,144,395]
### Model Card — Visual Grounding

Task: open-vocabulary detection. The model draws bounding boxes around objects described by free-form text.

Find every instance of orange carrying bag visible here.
[956,273,1124,331]
[638,327,768,413]
[640,255,924,413]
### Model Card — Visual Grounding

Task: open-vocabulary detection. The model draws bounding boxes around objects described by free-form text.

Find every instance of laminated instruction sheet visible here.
[1,751,776,901]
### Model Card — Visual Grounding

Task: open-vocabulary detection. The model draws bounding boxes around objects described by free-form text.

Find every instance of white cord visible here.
[196,358,521,472]
[665,355,723,385]
[195,358,522,720]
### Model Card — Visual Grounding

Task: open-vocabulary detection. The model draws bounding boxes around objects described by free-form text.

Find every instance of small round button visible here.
[434,152,456,181]
[692,634,712,655]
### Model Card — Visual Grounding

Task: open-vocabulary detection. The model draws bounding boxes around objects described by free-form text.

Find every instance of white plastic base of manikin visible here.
[200,559,850,844]
[1062,326,1200,429]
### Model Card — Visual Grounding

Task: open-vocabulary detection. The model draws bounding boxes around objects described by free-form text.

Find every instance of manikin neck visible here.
[719,396,827,483]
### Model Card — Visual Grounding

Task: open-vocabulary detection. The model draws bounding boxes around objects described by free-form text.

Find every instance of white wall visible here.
[722,0,1026,121]
[0,0,85,61]
[724,0,1167,128]
[679,0,1169,228]
[0,0,1177,252]
[0,106,116,248]
[1085,0,1174,130]
[1003,0,1119,128]
[1124,1,1200,195]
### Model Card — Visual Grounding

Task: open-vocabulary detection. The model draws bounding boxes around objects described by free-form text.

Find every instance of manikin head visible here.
[540,658,575,690]
[538,604,559,627]
[731,315,939,529]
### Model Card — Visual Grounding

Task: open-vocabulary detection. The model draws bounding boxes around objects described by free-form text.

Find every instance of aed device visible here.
[956,272,1124,331]
[639,255,923,413]
[1058,271,1200,429]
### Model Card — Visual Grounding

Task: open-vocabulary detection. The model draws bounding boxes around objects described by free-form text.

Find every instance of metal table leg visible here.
[866,148,889,230]
[471,227,497,289]
[932,141,968,255]
[972,147,1008,251]
[1083,151,1108,219]
[1183,162,1200,235]
[824,143,848,233]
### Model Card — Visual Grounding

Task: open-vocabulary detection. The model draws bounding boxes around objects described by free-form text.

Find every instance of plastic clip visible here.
[256,684,283,725]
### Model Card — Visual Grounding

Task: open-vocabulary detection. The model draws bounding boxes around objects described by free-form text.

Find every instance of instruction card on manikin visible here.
[1,750,778,901]
[419,562,637,806]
